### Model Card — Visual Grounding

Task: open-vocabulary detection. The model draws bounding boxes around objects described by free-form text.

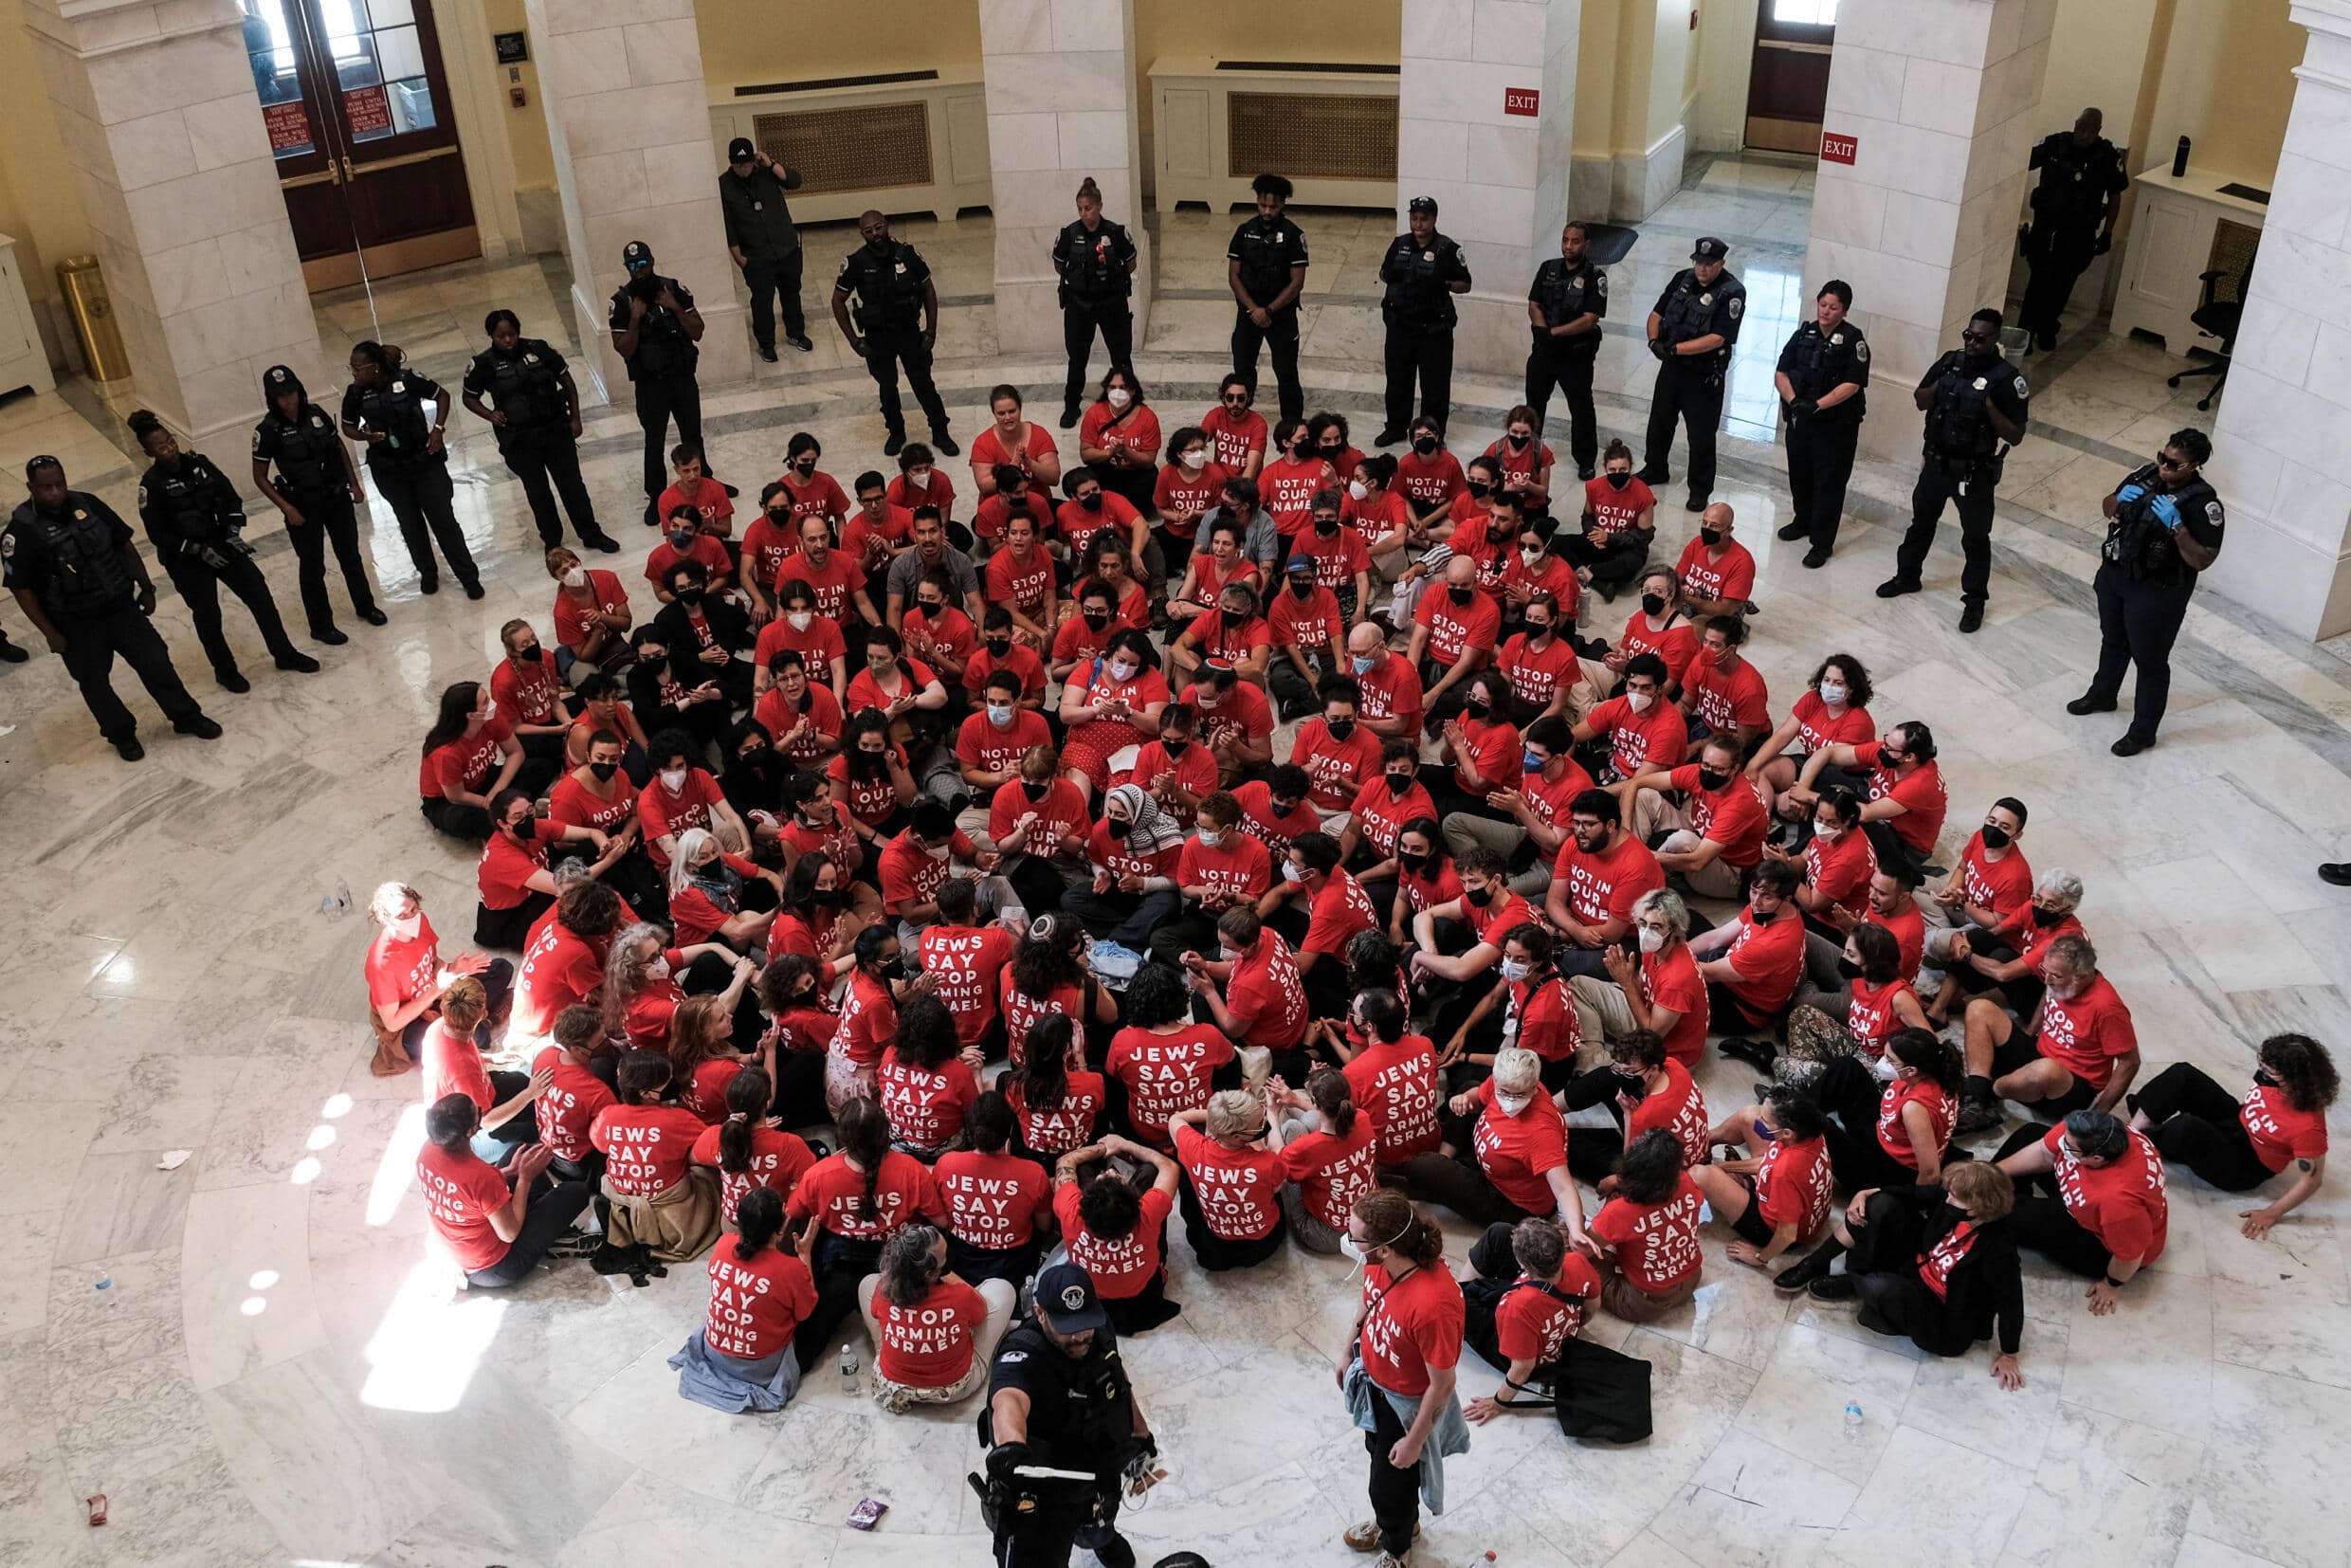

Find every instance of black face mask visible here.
[1314,517,1340,536]
[1080,492,1104,512]
[738,745,770,766]
[1083,611,1111,630]
[1507,433,1531,448]
[918,602,943,619]
[1289,578,1316,598]
[2253,1067,2280,1089]
[508,817,536,840]
[2030,904,2060,927]
[1465,884,1493,907]
[1835,956,1864,980]
[765,509,791,529]
[1161,738,1190,757]
[1606,473,1631,491]
[1320,446,1344,462]
[1640,593,1667,617]
[1525,620,1552,640]
[1698,768,1730,792]
[1615,1067,1649,1094]
[1412,436,1439,455]
[1449,586,1475,607]
[855,747,888,773]
[1107,817,1133,841]
[1385,772,1412,796]
[1021,779,1051,801]
[877,957,907,981]
[1325,717,1356,740]
[814,887,848,909]
[1397,850,1428,871]
[1222,609,1245,628]
[1979,823,2012,850]
[589,760,618,782]
[674,586,704,606]
[515,644,542,664]
[1699,528,1722,547]
[985,637,1011,657]
[1467,481,1492,499]
[793,460,818,477]
[1465,697,1490,719]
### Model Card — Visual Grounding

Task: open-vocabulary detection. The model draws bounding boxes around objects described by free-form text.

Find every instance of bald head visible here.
[1444,554,1478,587]
[2073,108,2103,145]
[1701,503,1734,535]
[1348,622,1389,659]
[858,210,892,246]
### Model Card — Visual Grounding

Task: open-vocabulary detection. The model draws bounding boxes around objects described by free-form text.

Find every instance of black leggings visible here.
[465,1175,594,1287]
[1559,1067,1635,1185]
[1994,1122,2113,1277]
[1844,1192,1981,1357]
[1177,1176,1288,1271]
[1813,1055,1927,1192]
[2134,1062,2275,1192]
[796,1232,884,1374]
[1394,1149,1538,1229]
[1364,1373,1422,1557]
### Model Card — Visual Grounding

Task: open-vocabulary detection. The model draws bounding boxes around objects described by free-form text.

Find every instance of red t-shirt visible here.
[878,825,975,917]
[1684,656,1771,738]
[787,1150,947,1241]
[1258,455,1336,535]
[847,658,939,718]
[1103,1025,1237,1147]
[552,571,629,651]
[1585,694,1689,779]
[1590,1173,1705,1293]
[419,716,513,801]
[1080,400,1162,466]
[1182,610,1272,670]
[1055,492,1144,560]
[2044,1123,2168,1264]
[775,469,850,533]
[1412,587,1502,667]
[1277,1114,1379,1231]
[1581,475,1653,546]
[1449,716,1522,801]
[1792,689,1875,755]
[1004,1072,1107,1160]
[1230,779,1322,862]
[702,1243,818,1362]
[1754,1135,1834,1236]
[1123,737,1221,827]
[1394,448,1467,510]
[1847,976,1918,1059]
[1056,1180,1176,1301]
[590,1102,708,1195]
[1227,934,1309,1051]
[1084,819,1179,885]
[549,771,636,836]
[919,923,1019,1046]
[1344,1034,1444,1164]
[958,705,1053,782]
[2240,1085,2330,1172]
[1718,903,1806,1017]
[1919,1219,1979,1300]
[1495,631,1582,715]
[963,643,1048,705]
[842,505,915,573]
[1354,651,1424,735]
[829,970,898,1068]
[1268,580,1347,653]
[1358,1262,1464,1396]
[774,548,868,623]
[1551,831,1666,930]
[1401,860,1467,918]
[1502,550,1582,625]
[366,916,443,1019]
[1627,1058,1711,1169]
[888,465,957,520]
[1303,871,1378,957]
[1509,975,1579,1063]
[1668,763,1769,870]
[531,1047,617,1162]
[827,745,912,829]
[1804,827,1877,921]
[1002,972,1084,1069]
[989,776,1091,861]
[1495,1257,1602,1364]
[877,1052,981,1149]
[637,767,724,870]
[983,539,1057,615]
[1291,525,1370,594]
[1154,460,1230,538]
[2034,975,2138,1090]
[643,535,731,594]
[874,1277,991,1388]
[1675,536,1757,604]
[935,1147,1054,1250]
[420,1019,492,1112]
[971,422,1057,481]
[751,613,847,681]
[1470,1078,1569,1213]
[1176,829,1273,901]
[1641,945,1709,1067]
[490,650,566,727]
[1199,405,1267,474]
[1347,775,1434,858]
[1877,1076,1958,1169]
[1957,832,2035,924]
[690,1121,817,1223]
[1855,742,1948,856]
[1343,487,1410,555]
[416,1141,511,1272]
[477,831,550,913]
[1172,1123,1286,1241]
[1292,718,1383,812]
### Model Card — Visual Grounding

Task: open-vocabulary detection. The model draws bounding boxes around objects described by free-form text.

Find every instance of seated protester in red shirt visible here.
[1126,699,1222,829]
[964,609,1049,710]
[420,679,551,842]
[2132,1034,2335,1237]
[1079,364,1164,523]
[1438,715,1590,908]
[961,670,1053,797]
[786,1096,951,1370]
[1936,866,2087,1037]
[1762,921,1932,1092]
[416,975,545,1159]
[846,626,949,743]
[1766,785,1877,939]
[1168,514,1260,624]
[1543,786,1667,979]
[758,956,845,1111]
[933,1090,1055,1285]
[981,504,1060,647]
[1345,625,1424,744]
[1428,671,1522,824]
[1261,830,1378,1021]
[1184,900,1314,1078]
[1170,581,1273,691]
[1105,956,1243,1149]
[738,485,799,626]
[1804,863,1929,1005]
[1257,418,1339,544]
[1156,425,1230,575]
[646,505,734,605]
[1679,614,1772,752]
[874,993,983,1158]
[1925,820,2057,1028]
[590,1051,724,1261]
[650,557,754,711]
[1055,465,1149,571]
[547,545,634,683]
[876,800,998,930]
[1555,1026,1708,1185]
[1792,720,1948,877]
[829,709,920,848]
[1747,651,1877,820]
[975,459,1055,556]
[1342,451,1412,565]
[1675,501,1758,619]
[1230,764,1321,869]
[1406,845,1532,1016]
[1051,1133,1185,1335]
[1146,789,1274,969]
[552,722,661,909]
[1201,374,1268,479]
[1993,1108,2168,1317]
[1777,1161,2028,1384]
[364,881,512,1075]
[1386,816,1466,949]
[669,988,764,1129]
[1493,590,1585,727]
[1002,913,1121,1070]
[657,443,736,538]
[1594,566,1701,698]
[1057,629,1172,800]
[1434,923,1582,1103]
[1407,556,1504,724]
[970,385,1063,501]
[1170,1090,1291,1271]
[1306,410,1364,484]
[639,728,751,874]
[856,1221,1019,1411]
[1572,653,1688,786]
[1266,1067,1379,1255]
[1292,488,1373,621]
[1337,991,1444,1168]
[604,920,757,1055]
[1457,1213,1605,1424]
[1483,403,1555,511]
[1046,577,1119,686]
[1690,1086,1833,1271]
[1958,933,2140,1134]
[753,655,846,776]
[773,429,850,538]
[1267,551,1352,722]
[1568,887,1707,1067]
[1183,665,1275,788]
[1061,781,1185,953]
[1684,858,1807,1039]
[417,1092,592,1288]
[1071,533,1152,635]
[842,472,917,580]
[1408,1048,1588,1237]
[690,1065,817,1229]
[750,579,848,703]
[1562,439,1657,597]
[534,1003,618,1180]
[665,826,783,953]
[1620,733,1769,903]
[490,617,572,766]
[890,441,957,526]
[1446,465,1519,593]
[671,1186,819,1412]
[476,785,616,949]
[918,876,1022,1060]
[1341,1187,1466,1559]
[987,743,1093,922]
[1002,1016,1107,1166]
[775,507,884,638]
[1586,1127,1705,1322]
[1503,518,1583,636]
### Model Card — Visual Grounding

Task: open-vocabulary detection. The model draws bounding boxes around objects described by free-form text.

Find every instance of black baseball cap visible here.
[1691,237,1729,263]
[1408,195,1438,215]
[1034,1263,1106,1333]
[727,137,755,164]
[622,240,654,267]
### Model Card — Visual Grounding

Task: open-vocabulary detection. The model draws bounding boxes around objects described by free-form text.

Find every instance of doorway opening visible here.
[1744,0,1836,155]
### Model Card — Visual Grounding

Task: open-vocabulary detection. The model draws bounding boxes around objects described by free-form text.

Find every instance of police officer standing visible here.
[1376,196,1472,444]
[2019,108,2127,354]
[1228,173,1309,426]
[341,340,483,598]
[3,455,221,759]
[1877,308,2029,633]
[1640,237,1745,512]
[832,210,958,458]
[719,137,810,361]
[610,240,712,526]
[1524,220,1608,479]
[979,1263,1162,1568]
[1052,175,1139,429]
[2068,428,2222,756]
[251,363,386,643]
[462,310,616,553]
[128,410,318,694]
[1772,279,1870,568]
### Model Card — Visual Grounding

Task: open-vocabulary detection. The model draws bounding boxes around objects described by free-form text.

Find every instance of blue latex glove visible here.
[2150,493,2181,529]
[2114,483,2148,505]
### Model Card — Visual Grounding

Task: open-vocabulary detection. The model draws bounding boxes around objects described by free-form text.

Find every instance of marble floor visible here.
[2,157,2347,1568]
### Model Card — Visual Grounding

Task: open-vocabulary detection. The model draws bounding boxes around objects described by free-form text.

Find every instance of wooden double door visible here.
[241,0,480,290]
[1745,0,1837,155]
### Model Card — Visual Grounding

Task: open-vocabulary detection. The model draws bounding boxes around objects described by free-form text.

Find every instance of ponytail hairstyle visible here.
[352,338,406,374]
[422,680,483,756]
[1306,1065,1357,1140]
[733,1186,785,1261]
[1886,1026,1963,1095]
[964,1090,1014,1155]
[717,1064,774,1176]
[1350,1188,1443,1267]
[836,1097,890,1222]
[880,1222,946,1309]
[1022,1014,1075,1107]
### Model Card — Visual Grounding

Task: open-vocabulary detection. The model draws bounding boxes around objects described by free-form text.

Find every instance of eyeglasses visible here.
[2155,453,2190,471]
[1961,328,1996,343]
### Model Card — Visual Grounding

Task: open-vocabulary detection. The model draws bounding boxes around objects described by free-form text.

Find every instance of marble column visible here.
[20,0,326,447]
[2196,1,2351,640]
[1801,0,2055,459]
[520,0,750,402]
[1395,0,1583,379]
[976,0,1151,365]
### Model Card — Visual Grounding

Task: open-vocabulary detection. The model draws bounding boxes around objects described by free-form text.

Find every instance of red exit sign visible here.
[1504,86,1540,117]
[1820,130,1859,165]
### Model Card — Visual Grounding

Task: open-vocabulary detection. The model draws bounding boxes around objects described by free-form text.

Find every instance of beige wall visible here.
[1648,0,1691,144]
[0,9,94,304]
[485,0,556,191]
[1573,0,1696,157]
[2143,0,2301,183]
[1131,0,1402,137]
[693,0,983,91]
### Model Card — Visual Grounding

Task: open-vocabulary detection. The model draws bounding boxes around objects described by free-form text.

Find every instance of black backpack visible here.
[1462,1275,1652,1444]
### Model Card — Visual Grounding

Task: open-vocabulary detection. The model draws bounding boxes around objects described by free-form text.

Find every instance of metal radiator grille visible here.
[1227,92,1396,182]
[753,101,933,192]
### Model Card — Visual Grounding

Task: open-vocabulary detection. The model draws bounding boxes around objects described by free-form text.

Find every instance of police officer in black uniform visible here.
[462,310,616,553]
[2068,428,2222,756]
[1052,175,1139,429]
[251,363,385,644]
[1773,279,1871,568]
[719,137,810,361]
[340,339,483,598]
[1376,196,1473,443]
[1641,236,1746,512]
[1228,173,1309,426]
[1524,219,1609,479]
[1879,308,2029,633]
[610,240,712,526]
[2019,108,2127,354]
[979,1263,1161,1568]
[128,409,319,694]
[832,210,957,459]
[3,455,220,759]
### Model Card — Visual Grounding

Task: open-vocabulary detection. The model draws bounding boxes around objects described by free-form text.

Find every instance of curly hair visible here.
[2258,1032,2341,1114]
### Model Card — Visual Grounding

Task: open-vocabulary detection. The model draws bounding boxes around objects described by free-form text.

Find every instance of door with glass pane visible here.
[1745,0,1836,155]
[243,0,480,291]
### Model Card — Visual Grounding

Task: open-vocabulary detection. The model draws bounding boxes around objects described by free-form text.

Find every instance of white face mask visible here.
[926,841,952,861]
[1282,862,1303,884]
[1496,1091,1534,1117]
[1637,926,1667,954]
[648,956,671,980]
[562,567,587,588]
[387,914,421,942]
[788,611,813,630]
[1179,448,1206,471]
[661,767,688,791]
[480,699,498,722]
[1521,549,1543,569]
[1819,680,1848,705]
[1106,388,1133,409]
[1196,829,1223,848]
[907,467,931,487]
[1626,690,1653,713]
[1813,821,1840,842]
[1498,957,1530,983]
[1108,659,1139,682]
[1339,1234,1372,1265]
[1348,478,1371,501]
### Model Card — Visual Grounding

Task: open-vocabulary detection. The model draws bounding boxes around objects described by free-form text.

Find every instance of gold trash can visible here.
[57,256,130,382]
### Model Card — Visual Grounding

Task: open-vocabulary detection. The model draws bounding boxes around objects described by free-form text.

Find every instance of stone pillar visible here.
[1801,0,2055,458]
[521,0,750,403]
[2196,1,2351,639]
[21,0,325,447]
[977,0,1151,368]
[1395,0,1583,380]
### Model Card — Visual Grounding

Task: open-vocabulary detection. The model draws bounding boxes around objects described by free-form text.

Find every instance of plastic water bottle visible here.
[319,879,352,920]
[839,1342,859,1392]
[1842,1400,1864,1438]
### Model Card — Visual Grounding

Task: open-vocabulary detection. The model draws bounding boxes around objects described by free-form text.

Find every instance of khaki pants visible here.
[1439,811,1553,899]
[855,1274,1018,1409]
[1602,1269,1697,1322]
[1657,829,1746,900]
[1569,973,1639,1051]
